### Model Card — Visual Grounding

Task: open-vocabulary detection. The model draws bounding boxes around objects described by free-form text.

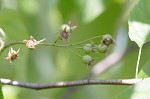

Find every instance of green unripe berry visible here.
[83,44,93,54]
[92,45,99,53]
[101,34,115,45]
[97,44,108,53]
[82,55,93,65]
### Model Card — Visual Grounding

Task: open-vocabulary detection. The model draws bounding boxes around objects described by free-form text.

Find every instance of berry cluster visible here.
[0,22,115,67]
[82,34,115,66]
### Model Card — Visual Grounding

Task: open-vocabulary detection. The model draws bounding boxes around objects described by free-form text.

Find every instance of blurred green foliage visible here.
[0,0,150,99]
[0,84,3,99]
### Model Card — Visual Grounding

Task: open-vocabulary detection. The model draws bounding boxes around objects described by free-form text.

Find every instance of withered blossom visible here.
[24,36,46,49]
[5,47,20,63]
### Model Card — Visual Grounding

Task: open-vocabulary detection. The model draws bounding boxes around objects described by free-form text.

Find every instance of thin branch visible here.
[0,35,102,54]
[135,47,142,79]
[0,41,24,53]
[71,35,103,46]
[67,47,82,58]
[0,78,142,90]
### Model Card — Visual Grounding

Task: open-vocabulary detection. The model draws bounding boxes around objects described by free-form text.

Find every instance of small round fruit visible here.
[92,45,98,53]
[83,44,93,54]
[101,34,115,45]
[97,44,108,53]
[82,55,93,65]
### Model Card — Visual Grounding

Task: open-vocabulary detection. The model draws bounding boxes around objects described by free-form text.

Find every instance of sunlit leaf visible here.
[116,78,150,99]
[128,0,150,47]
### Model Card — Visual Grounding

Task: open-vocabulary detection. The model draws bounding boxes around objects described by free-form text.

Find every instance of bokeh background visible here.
[0,0,150,99]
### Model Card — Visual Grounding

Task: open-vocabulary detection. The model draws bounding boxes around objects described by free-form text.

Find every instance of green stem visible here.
[0,41,24,53]
[40,43,70,47]
[52,37,60,45]
[0,35,103,55]
[40,43,83,49]
[135,47,142,79]
[48,32,59,39]
[71,35,103,46]
[70,46,83,49]
[67,47,82,58]
[0,42,82,55]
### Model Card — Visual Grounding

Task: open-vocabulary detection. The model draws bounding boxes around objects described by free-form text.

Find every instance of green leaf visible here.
[116,78,150,99]
[128,0,150,47]
[0,84,3,99]
[138,60,150,78]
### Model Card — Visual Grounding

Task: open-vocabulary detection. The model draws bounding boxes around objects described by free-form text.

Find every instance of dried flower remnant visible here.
[101,34,115,45]
[24,36,46,49]
[5,47,20,63]
[60,21,77,40]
